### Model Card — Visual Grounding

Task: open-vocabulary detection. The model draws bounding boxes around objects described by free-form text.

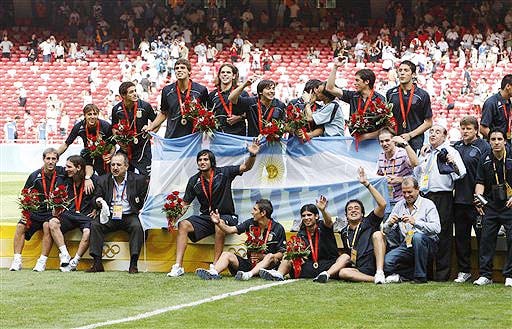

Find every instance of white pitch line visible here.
[73,279,297,329]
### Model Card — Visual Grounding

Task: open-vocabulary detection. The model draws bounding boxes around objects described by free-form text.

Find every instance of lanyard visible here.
[85,120,100,146]
[122,100,138,134]
[398,84,415,129]
[493,150,507,184]
[306,227,319,264]
[356,90,374,114]
[261,220,273,246]
[217,88,232,117]
[200,169,214,210]
[502,102,511,134]
[346,223,360,250]
[423,149,437,174]
[402,198,423,231]
[41,168,57,199]
[257,98,275,132]
[73,181,84,212]
[176,80,192,117]
[113,178,127,204]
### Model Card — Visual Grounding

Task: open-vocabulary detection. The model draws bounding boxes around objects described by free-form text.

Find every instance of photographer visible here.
[413,124,466,281]
[473,129,512,287]
[383,177,441,283]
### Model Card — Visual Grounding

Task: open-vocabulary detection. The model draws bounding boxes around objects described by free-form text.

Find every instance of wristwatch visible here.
[85,175,91,180]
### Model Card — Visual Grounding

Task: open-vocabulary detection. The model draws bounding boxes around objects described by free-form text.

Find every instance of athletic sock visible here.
[58,245,69,255]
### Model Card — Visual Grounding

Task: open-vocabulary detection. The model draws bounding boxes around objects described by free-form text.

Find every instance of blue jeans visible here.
[384,232,438,280]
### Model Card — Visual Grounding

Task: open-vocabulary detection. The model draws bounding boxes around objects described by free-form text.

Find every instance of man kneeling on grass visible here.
[312,167,388,284]
[259,195,338,281]
[196,199,286,280]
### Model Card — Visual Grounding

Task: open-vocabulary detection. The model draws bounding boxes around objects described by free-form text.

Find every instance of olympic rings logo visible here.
[102,244,121,258]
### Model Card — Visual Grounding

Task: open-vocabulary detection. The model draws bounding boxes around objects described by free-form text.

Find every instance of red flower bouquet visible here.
[182,97,219,136]
[46,185,71,217]
[284,235,311,278]
[112,119,136,144]
[284,104,310,143]
[162,191,184,232]
[245,225,268,267]
[348,97,397,143]
[261,119,286,143]
[86,135,113,159]
[17,188,41,229]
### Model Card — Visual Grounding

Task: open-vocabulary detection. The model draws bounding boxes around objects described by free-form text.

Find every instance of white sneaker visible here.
[473,276,492,286]
[454,272,472,283]
[69,258,79,271]
[504,278,512,287]
[33,259,46,272]
[259,268,284,281]
[313,271,329,283]
[196,268,221,280]
[385,273,402,283]
[374,271,386,284]
[234,271,252,281]
[9,258,22,271]
[167,264,184,277]
[59,253,71,267]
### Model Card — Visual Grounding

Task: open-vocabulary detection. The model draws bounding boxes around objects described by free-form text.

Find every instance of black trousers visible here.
[479,207,512,279]
[425,191,454,281]
[454,204,482,273]
[89,213,144,259]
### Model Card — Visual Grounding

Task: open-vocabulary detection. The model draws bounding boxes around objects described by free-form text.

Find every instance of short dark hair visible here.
[501,74,512,90]
[197,149,216,167]
[345,199,365,215]
[119,81,135,96]
[257,80,276,96]
[112,152,129,165]
[320,82,335,101]
[400,60,417,74]
[256,199,273,217]
[303,79,322,93]
[174,58,191,71]
[459,115,479,130]
[83,104,99,115]
[355,69,376,89]
[489,128,506,139]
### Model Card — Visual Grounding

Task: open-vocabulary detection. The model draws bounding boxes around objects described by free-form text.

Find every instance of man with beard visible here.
[228,79,286,137]
[9,148,67,272]
[167,140,261,277]
[86,153,147,274]
[111,81,156,176]
[145,58,208,138]
[207,63,248,136]
[48,155,96,271]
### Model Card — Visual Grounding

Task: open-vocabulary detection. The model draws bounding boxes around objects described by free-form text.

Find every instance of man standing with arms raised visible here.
[145,58,208,138]
[167,140,261,277]
[386,60,433,152]
[111,81,156,176]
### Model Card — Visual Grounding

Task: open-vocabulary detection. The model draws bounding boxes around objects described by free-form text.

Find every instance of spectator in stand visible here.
[23,111,34,137]
[37,119,47,141]
[0,35,13,58]
[194,42,207,65]
[55,41,65,63]
[39,37,52,63]
[59,110,70,136]
[262,49,272,71]
[229,43,239,63]
[206,44,217,63]
[3,116,16,142]
[18,86,27,108]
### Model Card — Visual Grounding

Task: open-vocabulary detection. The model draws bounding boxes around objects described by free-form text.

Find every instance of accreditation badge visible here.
[419,174,429,190]
[112,204,123,221]
[388,185,394,199]
[506,182,512,199]
[405,230,414,248]
[136,110,142,118]
[350,248,358,266]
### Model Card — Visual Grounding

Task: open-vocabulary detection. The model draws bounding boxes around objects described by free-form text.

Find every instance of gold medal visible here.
[402,121,407,128]
[507,132,511,140]
[133,137,138,144]
[181,118,187,125]
[136,110,142,118]
[313,262,319,269]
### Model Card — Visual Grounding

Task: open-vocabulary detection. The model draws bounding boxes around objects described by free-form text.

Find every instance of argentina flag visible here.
[140,133,389,231]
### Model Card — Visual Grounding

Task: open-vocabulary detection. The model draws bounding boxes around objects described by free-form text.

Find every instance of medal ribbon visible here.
[306,227,319,264]
[121,100,138,135]
[217,88,232,117]
[73,181,85,212]
[398,84,415,129]
[257,99,275,132]
[41,168,57,200]
[200,169,214,211]
[176,80,192,118]
[262,220,272,246]
[356,89,374,114]
[346,223,361,250]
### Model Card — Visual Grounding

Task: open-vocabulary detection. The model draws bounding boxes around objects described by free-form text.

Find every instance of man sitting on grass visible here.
[196,199,286,280]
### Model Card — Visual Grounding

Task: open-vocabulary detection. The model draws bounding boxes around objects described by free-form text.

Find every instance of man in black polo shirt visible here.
[146,58,208,138]
[480,74,512,143]
[207,63,248,136]
[196,199,286,280]
[228,79,286,137]
[473,129,512,287]
[111,81,156,176]
[386,60,433,152]
[453,116,491,283]
[57,104,114,192]
[326,61,386,140]
[259,196,339,281]
[167,139,261,277]
[311,168,387,284]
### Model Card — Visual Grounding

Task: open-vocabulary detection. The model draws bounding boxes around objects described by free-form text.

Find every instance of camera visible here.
[474,194,488,206]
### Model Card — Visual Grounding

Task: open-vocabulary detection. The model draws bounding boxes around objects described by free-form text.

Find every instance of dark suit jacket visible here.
[94,171,148,213]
